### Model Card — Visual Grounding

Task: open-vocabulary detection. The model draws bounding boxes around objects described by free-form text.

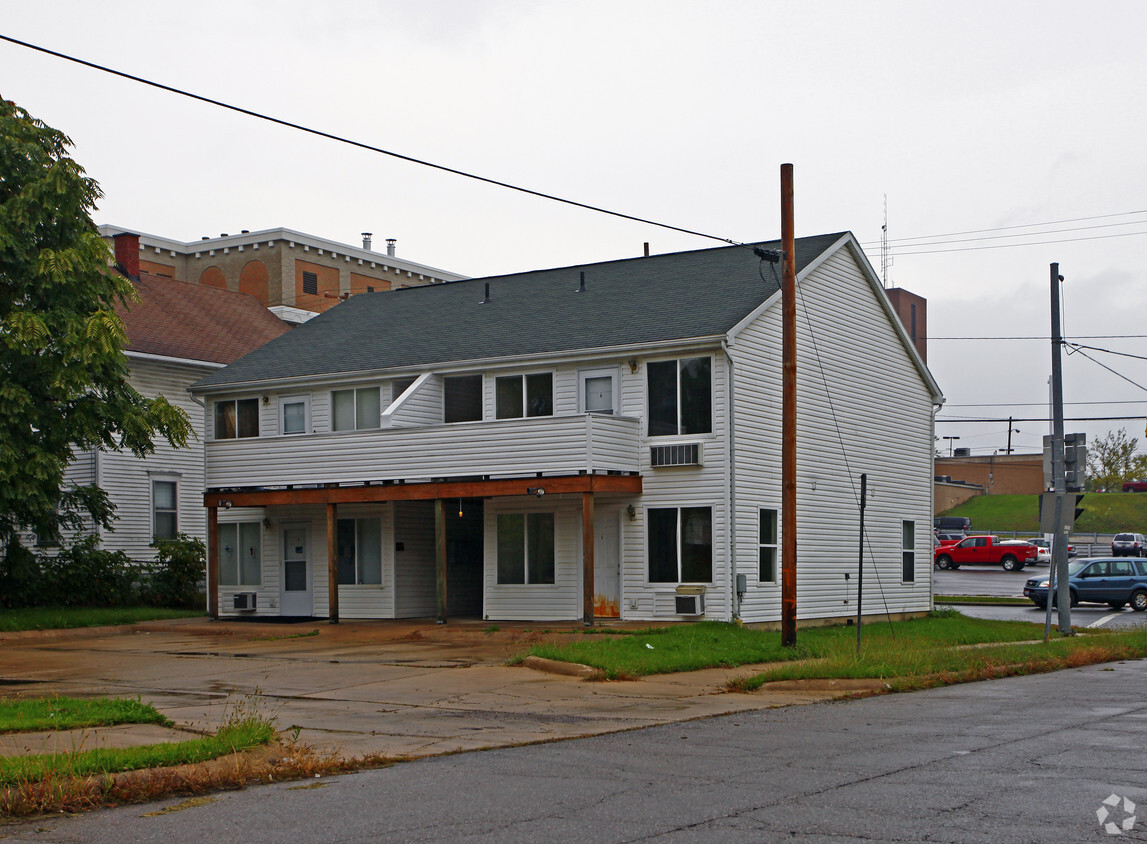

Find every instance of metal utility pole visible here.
[780,163,798,647]
[1046,262,1072,636]
[855,474,867,653]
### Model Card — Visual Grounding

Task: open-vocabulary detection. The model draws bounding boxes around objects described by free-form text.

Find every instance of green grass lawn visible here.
[526,614,1068,679]
[0,697,171,734]
[940,492,1147,534]
[525,613,1147,683]
[0,716,273,787]
[0,607,202,633]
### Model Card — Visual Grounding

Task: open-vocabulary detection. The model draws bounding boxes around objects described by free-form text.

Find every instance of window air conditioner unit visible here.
[650,442,702,468]
[233,592,257,612]
[674,585,706,616]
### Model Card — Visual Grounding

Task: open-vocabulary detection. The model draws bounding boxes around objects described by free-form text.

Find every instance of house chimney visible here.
[362,232,373,251]
[386,238,397,257]
[112,232,140,279]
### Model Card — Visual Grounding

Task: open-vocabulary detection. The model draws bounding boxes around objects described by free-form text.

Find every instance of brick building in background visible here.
[885,287,927,364]
[99,226,467,318]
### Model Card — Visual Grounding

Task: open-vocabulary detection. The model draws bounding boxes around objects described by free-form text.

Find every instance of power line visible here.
[882,228,1147,256]
[938,416,1146,423]
[0,33,739,248]
[874,219,1147,251]
[932,334,1147,340]
[859,209,1147,246]
[945,400,1147,408]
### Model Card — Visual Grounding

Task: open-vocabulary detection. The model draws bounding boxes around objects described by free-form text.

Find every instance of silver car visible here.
[1111,533,1147,557]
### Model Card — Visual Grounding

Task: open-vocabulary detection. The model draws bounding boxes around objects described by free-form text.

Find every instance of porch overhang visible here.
[204,472,643,509]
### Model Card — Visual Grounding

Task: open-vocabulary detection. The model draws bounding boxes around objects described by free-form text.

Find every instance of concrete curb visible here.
[521,655,599,679]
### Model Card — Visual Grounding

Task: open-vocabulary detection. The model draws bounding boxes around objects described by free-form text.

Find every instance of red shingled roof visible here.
[117,273,291,365]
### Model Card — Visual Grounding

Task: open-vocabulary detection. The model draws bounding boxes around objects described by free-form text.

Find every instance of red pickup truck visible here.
[1122,479,1147,492]
[934,535,1038,572]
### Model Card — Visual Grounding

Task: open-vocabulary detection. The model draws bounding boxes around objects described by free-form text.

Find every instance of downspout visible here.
[930,398,944,612]
[723,339,738,622]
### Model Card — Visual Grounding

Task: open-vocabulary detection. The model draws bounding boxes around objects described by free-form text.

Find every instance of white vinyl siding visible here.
[485,498,580,620]
[729,246,934,623]
[393,501,437,617]
[205,414,640,488]
[84,359,212,562]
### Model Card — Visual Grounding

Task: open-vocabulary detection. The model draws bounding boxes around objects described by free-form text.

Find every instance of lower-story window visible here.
[337,518,383,585]
[497,513,555,585]
[902,520,916,582]
[648,506,712,583]
[219,522,261,586]
[759,509,778,582]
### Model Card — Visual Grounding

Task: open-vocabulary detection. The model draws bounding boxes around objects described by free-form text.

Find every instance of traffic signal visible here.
[1064,433,1087,492]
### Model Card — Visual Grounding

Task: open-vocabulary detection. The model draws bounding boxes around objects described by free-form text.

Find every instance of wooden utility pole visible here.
[327,503,339,623]
[780,163,798,647]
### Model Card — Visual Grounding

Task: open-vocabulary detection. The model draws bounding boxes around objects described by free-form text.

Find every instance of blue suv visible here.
[1024,557,1147,611]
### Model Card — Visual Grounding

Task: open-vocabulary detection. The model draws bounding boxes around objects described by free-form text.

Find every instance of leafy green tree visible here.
[0,97,192,549]
[1086,427,1147,492]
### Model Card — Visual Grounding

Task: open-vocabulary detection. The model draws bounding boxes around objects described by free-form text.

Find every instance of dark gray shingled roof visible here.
[192,232,848,390]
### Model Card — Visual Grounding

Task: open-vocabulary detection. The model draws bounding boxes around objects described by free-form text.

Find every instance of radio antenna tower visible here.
[880,195,892,288]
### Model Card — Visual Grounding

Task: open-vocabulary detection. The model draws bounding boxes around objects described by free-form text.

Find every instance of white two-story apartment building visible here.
[190,232,943,625]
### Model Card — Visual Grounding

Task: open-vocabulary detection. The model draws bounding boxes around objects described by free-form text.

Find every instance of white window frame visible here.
[496,512,556,585]
[280,394,311,435]
[218,521,262,586]
[495,372,555,420]
[331,386,381,432]
[647,506,713,585]
[150,475,180,540]
[902,520,916,583]
[336,517,383,586]
[759,508,778,583]
[578,367,618,415]
[646,356,713,437]
[213,397,260,440]
[443,374,484,423]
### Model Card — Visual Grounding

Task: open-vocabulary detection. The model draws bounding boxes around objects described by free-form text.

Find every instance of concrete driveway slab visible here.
[0,619,839,762]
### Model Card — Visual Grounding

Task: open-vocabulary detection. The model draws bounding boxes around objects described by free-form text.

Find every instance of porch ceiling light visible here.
[526,487,545,497]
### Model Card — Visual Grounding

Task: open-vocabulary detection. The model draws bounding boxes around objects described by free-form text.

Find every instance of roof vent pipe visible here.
[362,232,372,251]
[577,271,585,293]
[643,242,650,257]
[386,238,397,257]
[480,282,490,304]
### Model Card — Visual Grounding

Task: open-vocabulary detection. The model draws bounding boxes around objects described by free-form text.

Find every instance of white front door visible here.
[280,525,313,616]
[593,511,621,618]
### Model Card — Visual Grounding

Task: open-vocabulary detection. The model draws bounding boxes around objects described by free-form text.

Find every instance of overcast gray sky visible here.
[3,0,1146,459]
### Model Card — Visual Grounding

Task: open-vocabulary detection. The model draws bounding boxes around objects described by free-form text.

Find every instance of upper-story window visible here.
[215,398,259,439]
[444,374,482,423]
[332,387,380,431]
[496,373,553,419]
[579,368,616,415]
[647,357,711,436]
[280,395,310,435]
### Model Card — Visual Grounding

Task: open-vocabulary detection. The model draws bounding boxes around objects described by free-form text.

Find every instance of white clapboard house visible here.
[191,232,943,624]
[56,260,290,560]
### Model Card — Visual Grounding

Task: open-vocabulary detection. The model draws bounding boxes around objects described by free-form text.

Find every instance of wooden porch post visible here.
[435,498,448,624]
[206,506,218,619]
[327,502,339,624]
[582,492,595,625]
